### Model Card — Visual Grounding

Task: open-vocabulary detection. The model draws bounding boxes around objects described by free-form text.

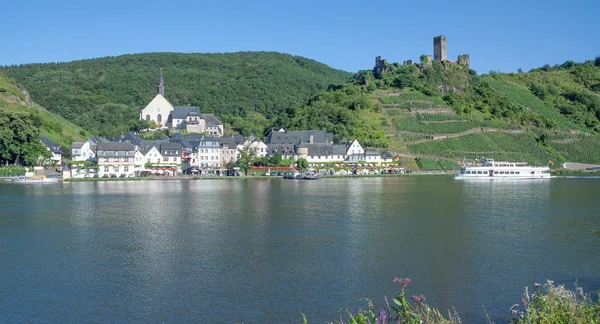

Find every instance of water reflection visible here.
[0,178,598,323]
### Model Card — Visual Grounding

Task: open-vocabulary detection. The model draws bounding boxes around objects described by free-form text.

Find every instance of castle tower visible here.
[157,68,165,96]
[462,54,470,69]
[433,35,447,61]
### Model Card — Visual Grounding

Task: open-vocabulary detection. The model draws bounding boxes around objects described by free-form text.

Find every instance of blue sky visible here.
[1,0,599,73]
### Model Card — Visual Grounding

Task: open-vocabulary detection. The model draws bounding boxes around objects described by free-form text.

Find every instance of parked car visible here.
[277,172,285,176]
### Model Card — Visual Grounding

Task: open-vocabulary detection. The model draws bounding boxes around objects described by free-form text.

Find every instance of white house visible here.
[40,136,62,165]
[240,135,268,158]
[71,139,98,162]
[97,142,136,177]
[198,137,221,169]
[139,141,164,164]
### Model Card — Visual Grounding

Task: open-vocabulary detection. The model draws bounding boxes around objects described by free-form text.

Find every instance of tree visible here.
[268,153,282,166]
[237,146,255,176]
[148,120,158,129]
[419,55,428,64]
[296,158,309,172]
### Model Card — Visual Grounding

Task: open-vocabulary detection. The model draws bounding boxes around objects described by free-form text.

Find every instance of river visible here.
[0,177,599,323]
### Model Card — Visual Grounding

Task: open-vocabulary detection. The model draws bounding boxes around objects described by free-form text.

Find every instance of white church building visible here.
[139,71,223,136]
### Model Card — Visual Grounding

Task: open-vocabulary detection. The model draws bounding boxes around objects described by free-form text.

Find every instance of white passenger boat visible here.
[454,159,552,180]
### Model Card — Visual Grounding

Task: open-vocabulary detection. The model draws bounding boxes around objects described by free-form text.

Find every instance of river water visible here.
[0,177,599,323]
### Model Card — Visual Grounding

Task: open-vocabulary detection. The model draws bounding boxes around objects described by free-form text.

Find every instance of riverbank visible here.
[60,173,453,182]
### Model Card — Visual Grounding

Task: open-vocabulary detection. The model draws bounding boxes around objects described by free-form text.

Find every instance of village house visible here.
[40,136,62,165]
[71,138,98,162]
[96,142,136,177]
[160,142,183,165]
[239,135,268,158]
[198,137,220,169]
[219,136,237,165]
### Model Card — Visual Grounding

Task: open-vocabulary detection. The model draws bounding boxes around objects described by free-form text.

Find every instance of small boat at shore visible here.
[303,174,319,180]
[454,159,552,180]
[11,175,60,184]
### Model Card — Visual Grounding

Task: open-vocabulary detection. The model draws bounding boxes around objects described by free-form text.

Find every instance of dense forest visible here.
[1,52,351,137]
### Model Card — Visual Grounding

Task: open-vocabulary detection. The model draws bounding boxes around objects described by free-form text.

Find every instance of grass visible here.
[318,278,600,324]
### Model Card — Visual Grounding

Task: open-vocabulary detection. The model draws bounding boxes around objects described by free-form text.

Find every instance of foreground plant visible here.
[508,280,600,323]
[330,277,461,324]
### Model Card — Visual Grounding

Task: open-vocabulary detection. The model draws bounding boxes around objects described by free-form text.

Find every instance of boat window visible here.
[483,171,488,174]
[477,171,483,174]
[494,171,499,174]
[510,171,514,174]
[465,171,471,174]
[516,172,520,174]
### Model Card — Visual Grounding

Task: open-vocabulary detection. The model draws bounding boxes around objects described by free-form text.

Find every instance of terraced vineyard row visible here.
[415,157,461,171]
[549,135,600,164]
[407,133,552,165]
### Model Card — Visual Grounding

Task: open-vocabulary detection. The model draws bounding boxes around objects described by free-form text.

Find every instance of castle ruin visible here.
[433,35,447,61]
[374,35,471,74]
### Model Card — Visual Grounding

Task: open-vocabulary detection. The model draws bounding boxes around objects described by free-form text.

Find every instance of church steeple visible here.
[157,68,165,96]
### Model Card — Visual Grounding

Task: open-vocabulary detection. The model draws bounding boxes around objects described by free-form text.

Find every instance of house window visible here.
[146,115,150,121]
[104,166,109,172]
[157,114,162,123]
[115,152,119,156]
[124,166,129,172]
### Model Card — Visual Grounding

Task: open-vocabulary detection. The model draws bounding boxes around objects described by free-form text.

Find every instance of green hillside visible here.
[283,57,600,167]
[0,74,90,164]
[1,52,352,137]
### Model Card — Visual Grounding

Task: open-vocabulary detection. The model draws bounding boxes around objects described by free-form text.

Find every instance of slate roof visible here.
[219,136,236,149]
[183,134,205,141]
[160,142,182,157]
[139,141,160,155]
[333,145,347,155]
[201,114,221,125]
[199,137,220,148]
[157,136,170,141]
[268,144,296,155]
[365,148,381,156]
[267,129,332,145]
[173,106,201,119]
[121,132,142,146]
[40,136,62,153]
[382,152,395,159]
[72,142,84,149]
[97,142,135,157]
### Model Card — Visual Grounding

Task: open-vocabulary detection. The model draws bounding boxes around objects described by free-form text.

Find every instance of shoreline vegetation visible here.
[313,278,600,324]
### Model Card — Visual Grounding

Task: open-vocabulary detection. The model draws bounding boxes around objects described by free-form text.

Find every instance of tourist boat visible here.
[283,170,303,179]
[454,159,552,180]
[11,175,60,184]
[303,174,319,180]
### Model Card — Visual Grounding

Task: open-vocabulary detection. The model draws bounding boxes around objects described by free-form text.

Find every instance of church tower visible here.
[157,68,165,96]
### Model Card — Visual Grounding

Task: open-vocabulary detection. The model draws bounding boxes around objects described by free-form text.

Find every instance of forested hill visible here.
[1,52,352,137]
[0,74,90,165]
[281,56,600,167]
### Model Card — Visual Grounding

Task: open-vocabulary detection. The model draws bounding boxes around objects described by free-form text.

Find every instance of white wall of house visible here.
[98,156,135,177]
[306,155,346,163]
[143,147,163,164]
[346,140,364,155]
[198,147,220,168]
[247,141,268,158]
[72,141,95,161]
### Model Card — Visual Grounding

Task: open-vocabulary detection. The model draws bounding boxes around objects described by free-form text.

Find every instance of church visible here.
[139,71,224,136]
